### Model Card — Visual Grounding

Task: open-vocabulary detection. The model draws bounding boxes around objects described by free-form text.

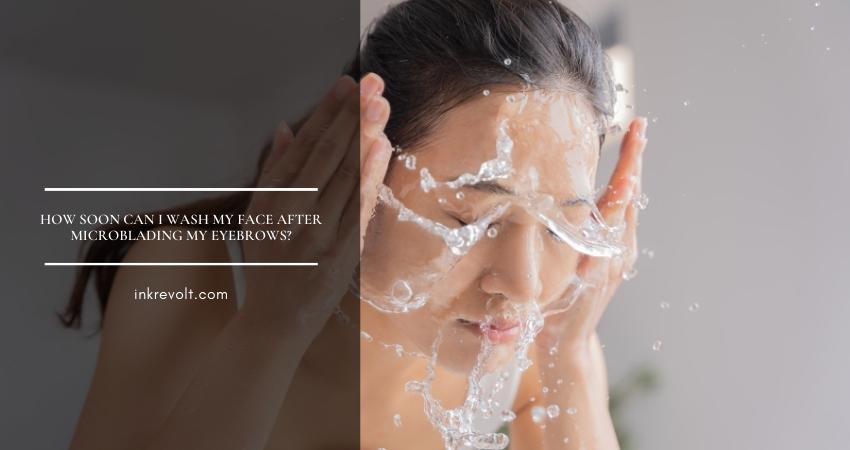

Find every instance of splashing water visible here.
[360,90,634,449]
[402,304,544,449]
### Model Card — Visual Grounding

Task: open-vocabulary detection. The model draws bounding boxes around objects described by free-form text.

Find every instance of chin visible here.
[435,332,521,374]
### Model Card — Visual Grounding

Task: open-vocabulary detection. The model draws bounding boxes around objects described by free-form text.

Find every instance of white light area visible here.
[606,44,636,126]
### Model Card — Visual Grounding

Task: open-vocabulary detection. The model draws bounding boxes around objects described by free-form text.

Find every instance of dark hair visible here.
[356,0,614,149]
[62,0,613,329]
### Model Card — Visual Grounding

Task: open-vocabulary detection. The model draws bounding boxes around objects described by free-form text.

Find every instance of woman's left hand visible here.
[536,117,648,353]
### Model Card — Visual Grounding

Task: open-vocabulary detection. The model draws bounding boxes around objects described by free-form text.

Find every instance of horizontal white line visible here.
[45,262,318,267]
[44,188,317,192]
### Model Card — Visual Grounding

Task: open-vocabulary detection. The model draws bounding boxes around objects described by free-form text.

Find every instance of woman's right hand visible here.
[240,74,393,340]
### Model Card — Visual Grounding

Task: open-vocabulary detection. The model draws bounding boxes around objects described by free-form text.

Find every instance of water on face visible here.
[360,87,642,449]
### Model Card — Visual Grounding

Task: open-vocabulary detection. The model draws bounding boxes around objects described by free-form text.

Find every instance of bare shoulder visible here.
[71,228,241,447]
[103,226,238,342]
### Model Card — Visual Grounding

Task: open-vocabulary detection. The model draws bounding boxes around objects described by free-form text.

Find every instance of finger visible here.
[317,131,360,227]
[267,76,357,183]
[294,85,360,191]
[361,94,391,172]
[597,118,647,224]
[358,134,393,253]
[621,142,644,271]
[337,176,361,257]
[359,73,389,169]
[258,120,294,185]
[622,190,639,271]
[575,251,610,290]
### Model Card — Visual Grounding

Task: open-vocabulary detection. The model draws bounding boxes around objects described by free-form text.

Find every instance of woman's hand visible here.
[537,117,648,352]
[512,118,646,450]
[240,73,393,340]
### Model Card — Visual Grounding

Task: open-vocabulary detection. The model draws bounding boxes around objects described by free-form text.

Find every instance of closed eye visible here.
[452,212,564,242]
[448,214,469,227]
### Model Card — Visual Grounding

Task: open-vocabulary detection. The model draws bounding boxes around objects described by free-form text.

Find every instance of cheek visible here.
[540,244,581,301]
[361,205,447,289]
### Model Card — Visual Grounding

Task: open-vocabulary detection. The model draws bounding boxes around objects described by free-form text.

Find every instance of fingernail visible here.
[332,76,354,101]
[638,117,648,139]
[366,96,384,122]
[277,120,293,139]
[360,74,382,98]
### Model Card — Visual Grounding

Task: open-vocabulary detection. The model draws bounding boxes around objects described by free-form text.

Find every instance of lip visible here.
[457,318,520,344]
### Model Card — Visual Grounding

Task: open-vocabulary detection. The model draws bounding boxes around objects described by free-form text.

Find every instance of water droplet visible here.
[810,26,816,31]
[566,407,578,415]
[615,83,625,92]
[651,116,659,123]
[652,340,663,351]
[622,268,638,281]
[563,437,571,444]
[506,95,515,103]
[391,280,413,303]
[483,89,491,96]
[360,330,374,342]
[437,197,447,205]
[826,46,832,51]
[501,410,517,422]
[388,343,405,357]
[548,346,558,356]
[683,100,690,107]
[814,1,821,6]
[689,302,701,312]
[503,58,512,66]
[542,386,549,394]
[404,154,417,170]
[660,302,671,311]
[633,192,650,210]
[393,413,403,427]
[546,405,561,419]
[531,406,546,423]
[486,227,499,238]
[455,191,465,200]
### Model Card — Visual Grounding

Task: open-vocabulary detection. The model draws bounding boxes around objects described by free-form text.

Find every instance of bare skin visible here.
[360,88,647,449]
[69,74,647,450]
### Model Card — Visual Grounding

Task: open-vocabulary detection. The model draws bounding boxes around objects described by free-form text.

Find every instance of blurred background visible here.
[0,1,358,448]
[2,0,848,449]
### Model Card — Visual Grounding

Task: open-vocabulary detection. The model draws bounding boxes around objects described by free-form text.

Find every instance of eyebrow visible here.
[455,180,588,207]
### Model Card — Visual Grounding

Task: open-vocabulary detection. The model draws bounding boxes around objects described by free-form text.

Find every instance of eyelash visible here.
[450,214,565,243]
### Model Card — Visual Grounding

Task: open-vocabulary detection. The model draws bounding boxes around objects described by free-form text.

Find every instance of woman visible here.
[64,0,646,449]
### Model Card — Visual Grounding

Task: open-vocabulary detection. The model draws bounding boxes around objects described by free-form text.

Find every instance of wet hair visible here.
[350,0,615,149]
[62,0,614,328]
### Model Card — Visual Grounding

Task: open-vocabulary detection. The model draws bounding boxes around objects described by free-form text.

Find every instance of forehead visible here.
[411,89,601,198]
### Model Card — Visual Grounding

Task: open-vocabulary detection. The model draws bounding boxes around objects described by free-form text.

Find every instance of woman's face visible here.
[361,88,605,371]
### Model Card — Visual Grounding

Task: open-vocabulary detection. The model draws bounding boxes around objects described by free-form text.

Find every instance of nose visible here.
[478,223,543,303]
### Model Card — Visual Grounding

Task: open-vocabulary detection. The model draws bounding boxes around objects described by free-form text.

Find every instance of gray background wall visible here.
[2,0,849,449]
